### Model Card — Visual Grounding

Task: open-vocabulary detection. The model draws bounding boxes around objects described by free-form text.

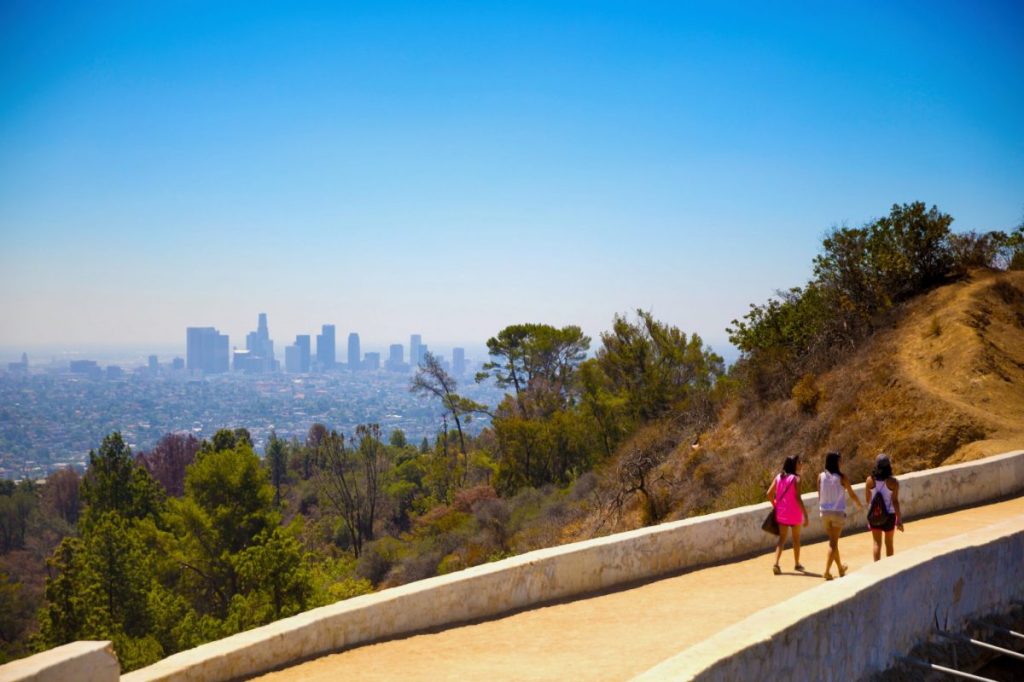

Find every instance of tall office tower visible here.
[317,324,336,370]
[347,332,361,370]
[243,312,278,372]
[387,344,404,371]
[452,347,466,377]
[410,334,422,368]
[363,352,380,371]
[285,334,312,373]
[187,327,229,374]
[148,355,159,372]
[296,334,311,372]
[284,345,301,373]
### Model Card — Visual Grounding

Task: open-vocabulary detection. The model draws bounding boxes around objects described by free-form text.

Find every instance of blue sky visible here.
[1,1,1022,358]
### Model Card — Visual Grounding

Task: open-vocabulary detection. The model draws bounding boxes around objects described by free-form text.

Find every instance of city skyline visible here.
[2,3,1022,354]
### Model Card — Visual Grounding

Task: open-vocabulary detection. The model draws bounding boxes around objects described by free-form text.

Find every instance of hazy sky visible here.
[2,1,1022,357]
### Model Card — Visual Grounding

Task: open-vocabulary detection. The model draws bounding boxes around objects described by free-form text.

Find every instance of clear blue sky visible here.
[1,1,1022,357]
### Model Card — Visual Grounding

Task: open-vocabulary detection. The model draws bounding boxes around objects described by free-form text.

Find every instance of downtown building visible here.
[186,327,229,374]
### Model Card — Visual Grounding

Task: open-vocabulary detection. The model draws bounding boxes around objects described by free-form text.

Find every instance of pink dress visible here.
[774,474,803,526]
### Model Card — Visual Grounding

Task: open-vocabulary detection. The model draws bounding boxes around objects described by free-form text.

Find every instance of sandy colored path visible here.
[256,496,1024,682]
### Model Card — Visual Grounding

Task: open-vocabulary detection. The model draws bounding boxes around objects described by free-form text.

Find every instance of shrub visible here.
[791,374,821,415]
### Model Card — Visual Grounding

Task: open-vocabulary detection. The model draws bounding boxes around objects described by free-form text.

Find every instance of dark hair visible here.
[782,455,800,476]
[872,454,893,481]
[824,451,842,476]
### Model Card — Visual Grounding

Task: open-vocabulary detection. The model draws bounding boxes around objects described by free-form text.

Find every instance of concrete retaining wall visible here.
[120,449,1023,682]
[0,641,119,682]
[631,512,1024,681]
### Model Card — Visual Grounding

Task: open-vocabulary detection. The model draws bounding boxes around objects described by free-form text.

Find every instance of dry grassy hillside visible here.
[579,269,1024,534]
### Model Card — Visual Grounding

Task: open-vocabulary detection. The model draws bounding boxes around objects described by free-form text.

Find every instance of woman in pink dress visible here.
[767,455,809,574]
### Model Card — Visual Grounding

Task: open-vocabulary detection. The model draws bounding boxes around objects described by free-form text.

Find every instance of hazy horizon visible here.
[3,3,1022,353]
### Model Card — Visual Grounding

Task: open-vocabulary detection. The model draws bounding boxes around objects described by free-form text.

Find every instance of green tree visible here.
[80,432,163,525]
[411,352,487,483]
[315,426,391,558]
[266,431,287,508]
[598,310,724,426]
[169,441,276,618]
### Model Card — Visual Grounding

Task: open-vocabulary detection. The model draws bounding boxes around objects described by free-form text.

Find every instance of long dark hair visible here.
[872,454,893,481]
[782,455,800,476]
[824,451,842,477]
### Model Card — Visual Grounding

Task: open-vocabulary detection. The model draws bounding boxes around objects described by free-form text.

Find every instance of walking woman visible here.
[817,451,863,580]
[865,453,904,561]
[767,455,809,574]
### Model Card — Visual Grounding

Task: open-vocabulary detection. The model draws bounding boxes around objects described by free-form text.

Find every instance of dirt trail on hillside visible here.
[255,496,1024,682]
[894,270,1024,459]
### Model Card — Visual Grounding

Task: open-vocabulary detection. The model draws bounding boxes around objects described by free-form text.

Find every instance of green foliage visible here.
[597,310,725,426]
[80,432,163,525]
[0,483,37,553]
[730,202,972,398]
[266,431,287,508]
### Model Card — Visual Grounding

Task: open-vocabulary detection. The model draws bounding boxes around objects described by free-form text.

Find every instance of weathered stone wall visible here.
[630,513,1024,681]
[0,641,119,682]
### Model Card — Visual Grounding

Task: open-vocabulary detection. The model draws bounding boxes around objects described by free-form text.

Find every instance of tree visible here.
[265,431,287,508]
[170,440,276,618]
[42,468,81,526]
[598,310,724,426]
[80,432,162,525]
[0,482,36,553]
[136,433,200,497]
[315,426,391,558]
[411,352,486,482]
[477,324,590,418]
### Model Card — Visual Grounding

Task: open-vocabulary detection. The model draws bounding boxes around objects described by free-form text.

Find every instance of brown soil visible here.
[255,496,1024,682]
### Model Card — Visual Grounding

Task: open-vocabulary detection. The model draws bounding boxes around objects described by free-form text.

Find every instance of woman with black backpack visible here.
[865,453,905,560]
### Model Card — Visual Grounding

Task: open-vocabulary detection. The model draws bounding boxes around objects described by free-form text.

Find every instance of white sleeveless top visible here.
[818,472,846,514]
[871,479,895,513]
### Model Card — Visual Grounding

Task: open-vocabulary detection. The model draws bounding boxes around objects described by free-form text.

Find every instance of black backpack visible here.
[867,488,894,527]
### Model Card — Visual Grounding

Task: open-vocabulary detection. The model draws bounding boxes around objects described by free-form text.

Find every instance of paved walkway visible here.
[256,496,1024,682]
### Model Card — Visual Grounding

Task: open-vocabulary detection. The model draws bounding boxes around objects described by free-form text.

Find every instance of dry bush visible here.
[791,373,821,415]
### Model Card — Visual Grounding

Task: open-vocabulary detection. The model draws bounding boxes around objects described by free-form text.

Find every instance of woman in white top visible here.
[817,451,863,580]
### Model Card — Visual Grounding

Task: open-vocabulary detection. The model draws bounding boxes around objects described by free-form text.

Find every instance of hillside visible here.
[583,268,1024,532]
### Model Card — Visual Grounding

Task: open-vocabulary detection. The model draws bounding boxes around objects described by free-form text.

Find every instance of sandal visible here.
[838,564,849,578]
[824,573,834,581]
[794,564,805,572]
[772,564,781,575]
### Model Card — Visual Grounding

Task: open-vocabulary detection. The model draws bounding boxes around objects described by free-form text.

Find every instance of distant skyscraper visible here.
[242,312,278,372]
[7,353,28,374]
[187,327,229,374]
[386,344,404,371]
[317,324,336,370]
[296,334,311,372]
[364,351,380,371]
[285,334,312,373]
[452,347,466,377]
[347,333,361,370]
[148,355,159,372]
[410,334,422,368]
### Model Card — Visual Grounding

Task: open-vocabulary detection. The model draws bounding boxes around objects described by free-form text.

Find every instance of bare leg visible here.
[871,528,883,561]
[792,524,802,568]
[884,530,895,557]
[825,526,841,576]
[774,525,790,568]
